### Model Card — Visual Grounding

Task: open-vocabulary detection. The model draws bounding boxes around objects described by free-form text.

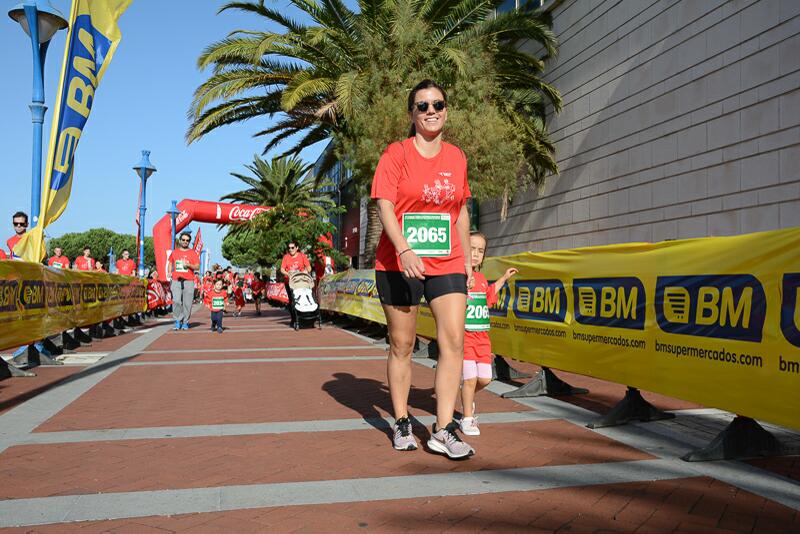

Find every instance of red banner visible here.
[266,282,288,304]
[193,227,203,255]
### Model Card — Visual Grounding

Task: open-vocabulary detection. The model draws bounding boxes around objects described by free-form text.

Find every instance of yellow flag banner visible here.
[0,263,146,351]
[14,0,132,262]
[319,227,800,430]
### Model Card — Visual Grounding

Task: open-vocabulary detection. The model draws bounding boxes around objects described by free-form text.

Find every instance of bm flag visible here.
[15,0,132,262]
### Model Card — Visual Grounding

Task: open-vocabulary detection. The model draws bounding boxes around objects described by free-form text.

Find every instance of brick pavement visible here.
[0,306,797,532]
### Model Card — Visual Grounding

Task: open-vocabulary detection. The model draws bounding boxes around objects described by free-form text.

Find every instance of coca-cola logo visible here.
[228,206,269,221]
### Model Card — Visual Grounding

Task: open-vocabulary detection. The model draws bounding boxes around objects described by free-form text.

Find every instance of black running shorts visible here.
[375,271,467,307]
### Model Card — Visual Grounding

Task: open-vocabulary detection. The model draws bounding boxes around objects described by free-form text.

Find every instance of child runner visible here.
[232,275,246,317]
[251,272,265,316]
[206,278,229,333]
[460,231,518,436]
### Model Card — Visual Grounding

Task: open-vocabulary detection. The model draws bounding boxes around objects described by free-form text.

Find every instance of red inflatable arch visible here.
[152,199,272,282]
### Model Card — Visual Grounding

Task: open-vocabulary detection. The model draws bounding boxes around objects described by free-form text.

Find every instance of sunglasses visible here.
[180,239,190,243]
[414,100,446,113]
[13,222,27,227]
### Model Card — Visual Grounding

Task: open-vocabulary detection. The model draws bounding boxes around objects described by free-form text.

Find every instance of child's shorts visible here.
[463,360,492,380]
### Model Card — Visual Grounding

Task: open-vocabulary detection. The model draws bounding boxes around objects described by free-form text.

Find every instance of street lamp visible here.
[8,0,68,228]
[133,150,156,277]
[166,200,180,248]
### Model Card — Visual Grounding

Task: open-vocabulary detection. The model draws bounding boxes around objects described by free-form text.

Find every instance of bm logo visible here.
[656,275,765,342]
[781,273,800,348]
[488,280,511,318]
[513,280,566,323]
[573,278,645,330]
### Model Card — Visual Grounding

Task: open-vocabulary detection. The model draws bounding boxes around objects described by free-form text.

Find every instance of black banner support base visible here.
[42,337,64,357]
[61,330,81,350]
[89,324,106,339]
[102,322,117,337]
[682,416,784,462]
[74,327,93,344]
[24,344,63,367]
[0,358,36,378]
[587,387,674,429]
[413,339,439,360]
[502,367,589,398]
[493,355,533,381]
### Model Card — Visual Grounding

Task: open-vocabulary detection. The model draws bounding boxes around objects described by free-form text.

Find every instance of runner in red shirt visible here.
[459,231,517,437]
[74,247,95,271]
[167,232,201,330]
[95,261,108,273]
[0,249,6,260]
[280,241,311,328]
[7,211,28,259]
[116,249,136,276]
[371,80,474,459]
[250,272,265,316]
[47,247,70,269]
[232,273,245,316]
[205,278,229,333]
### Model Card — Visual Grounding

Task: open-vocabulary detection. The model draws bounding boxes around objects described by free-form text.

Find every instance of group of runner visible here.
[3,210,138,276]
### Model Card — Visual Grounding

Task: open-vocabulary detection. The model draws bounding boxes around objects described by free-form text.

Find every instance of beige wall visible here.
[480,0,800,255]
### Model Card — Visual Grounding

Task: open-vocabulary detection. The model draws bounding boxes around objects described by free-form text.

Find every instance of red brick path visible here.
[1,306,797,532]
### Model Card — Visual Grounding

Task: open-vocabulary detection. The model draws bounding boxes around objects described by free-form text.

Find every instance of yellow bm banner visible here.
[319,227,800,430]
[0,262,147,350]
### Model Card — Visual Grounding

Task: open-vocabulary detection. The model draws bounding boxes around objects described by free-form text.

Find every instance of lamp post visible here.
[133,150,156,277]
[107,246,115,274]
[166,200,179,248]
[8,0,68,228]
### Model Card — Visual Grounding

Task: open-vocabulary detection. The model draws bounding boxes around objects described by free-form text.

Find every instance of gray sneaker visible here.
[392,416,418,451]
[428,422,475,459]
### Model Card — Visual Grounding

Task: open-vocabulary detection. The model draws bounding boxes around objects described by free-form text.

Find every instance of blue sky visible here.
[1,0,345,264]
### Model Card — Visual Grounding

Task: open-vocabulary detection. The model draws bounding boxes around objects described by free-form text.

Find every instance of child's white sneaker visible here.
[460,416,480,436]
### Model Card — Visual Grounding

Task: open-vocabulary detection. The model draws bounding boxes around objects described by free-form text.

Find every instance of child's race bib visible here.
[52,262,62,269]
[402,213,451,257]
[465,291,490,332]
[211,297,225,310]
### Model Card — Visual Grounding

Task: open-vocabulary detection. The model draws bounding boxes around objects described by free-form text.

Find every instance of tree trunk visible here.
[362,199,382,268]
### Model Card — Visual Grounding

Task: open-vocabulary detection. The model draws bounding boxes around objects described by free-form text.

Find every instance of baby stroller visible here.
[288,271,322,330]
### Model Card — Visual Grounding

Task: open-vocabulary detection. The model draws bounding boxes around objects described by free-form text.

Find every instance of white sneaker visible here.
[460,416,480,436]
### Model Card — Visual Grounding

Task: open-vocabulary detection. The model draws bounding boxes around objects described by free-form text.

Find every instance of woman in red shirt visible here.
[371,79,474,459]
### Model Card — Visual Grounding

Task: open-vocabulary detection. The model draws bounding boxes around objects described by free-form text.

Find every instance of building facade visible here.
[481,0,800,256]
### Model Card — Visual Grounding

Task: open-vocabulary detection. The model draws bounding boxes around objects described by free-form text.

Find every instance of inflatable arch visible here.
[152,199,272,282]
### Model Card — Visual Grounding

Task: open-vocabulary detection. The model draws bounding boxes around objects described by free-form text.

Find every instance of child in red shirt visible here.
[206,279,229,333]
[250,273,265,316]
[460,231,517,436]
[232,274,245,316]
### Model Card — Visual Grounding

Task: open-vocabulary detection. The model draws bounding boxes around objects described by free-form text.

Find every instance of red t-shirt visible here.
[464,272,498,363]
[281,252,310,274]
[371,138,470,275]
[7,234,22,258]
[251,279,265,294]
[206,289,228,311]
[116,258,136,276]
[74,256,95,271]
[169,248,200,281]
[0,249,7,260]
[48,255,70,269]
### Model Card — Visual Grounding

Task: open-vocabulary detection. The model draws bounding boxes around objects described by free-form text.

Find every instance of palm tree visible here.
[221,154,335,217]
[190,0,561,265]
